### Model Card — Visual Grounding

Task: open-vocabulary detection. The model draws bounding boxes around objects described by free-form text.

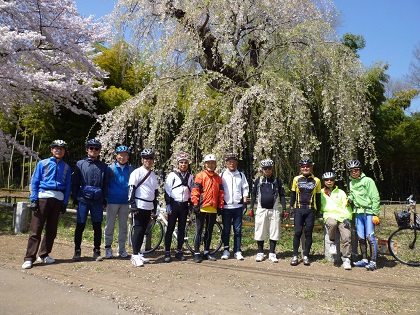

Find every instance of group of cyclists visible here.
[22,138,381,271]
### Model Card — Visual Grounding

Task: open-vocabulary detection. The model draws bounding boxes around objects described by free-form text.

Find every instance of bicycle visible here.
[129,206,223,255]
[387,195,420,266]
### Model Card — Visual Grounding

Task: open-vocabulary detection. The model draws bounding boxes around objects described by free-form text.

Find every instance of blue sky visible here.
[75,0,420,112]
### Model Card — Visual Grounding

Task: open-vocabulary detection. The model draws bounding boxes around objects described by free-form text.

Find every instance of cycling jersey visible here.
[30,157,71,205]
[290,174,321,210]
[107,162,134,204]
[349,173,380,216]
[191,170,224,213]
[321,186,352,222]
[164,170,193,203]
[221,169,249,209]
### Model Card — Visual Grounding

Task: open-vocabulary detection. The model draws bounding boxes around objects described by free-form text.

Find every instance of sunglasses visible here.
[262,167,272,170]
[88,147,100,151]
[324,179,335,182]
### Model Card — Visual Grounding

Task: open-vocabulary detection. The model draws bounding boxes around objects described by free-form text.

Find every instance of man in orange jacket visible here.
[191,154,224,263]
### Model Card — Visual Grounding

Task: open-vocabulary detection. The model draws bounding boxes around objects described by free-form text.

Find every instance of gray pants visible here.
[325,217,351,259]
[104,204,129,253]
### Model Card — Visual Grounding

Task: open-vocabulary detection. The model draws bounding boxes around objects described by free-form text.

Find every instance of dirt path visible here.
[1,234,419,315]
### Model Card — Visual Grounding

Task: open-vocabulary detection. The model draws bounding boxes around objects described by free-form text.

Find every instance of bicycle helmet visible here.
[260,159,274,168]
[203,154,217,162]
[346,159,361,170]
[86,139,102,149]
[225,153,238,161]
[299,158,314,166]
[322,172,336,180]
[176,152,190,163]
[50,140,68,149]
[115,145,131,154]
[141,149,155,159]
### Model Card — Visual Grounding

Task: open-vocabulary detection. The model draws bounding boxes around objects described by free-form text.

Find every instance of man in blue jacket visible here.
[22,140,71,269]
[104,145,134,259]
[72,139,109,262]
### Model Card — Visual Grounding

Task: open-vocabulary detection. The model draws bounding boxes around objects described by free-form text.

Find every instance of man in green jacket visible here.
[320,172,353,270]
[347,159,380,271]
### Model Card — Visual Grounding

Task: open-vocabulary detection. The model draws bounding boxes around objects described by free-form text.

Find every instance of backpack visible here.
[171,171,192,192]
[256,176,281,209]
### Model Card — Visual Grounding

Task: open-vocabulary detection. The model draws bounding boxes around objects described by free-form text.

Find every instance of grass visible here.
[0,203,409,259]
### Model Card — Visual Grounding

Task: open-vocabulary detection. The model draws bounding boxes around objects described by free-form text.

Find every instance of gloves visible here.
[372,215,380,225]
[249,209,254,218]
[61,204,67,214]
[29,200,39,212]
[130,203,138,213]
[343,219,350,228]
[217,208,222,216]
[193,205,200,215]
[188,201,193,214]
[289,208,295,217]
[242,203,248,215]
[166,204,172,214]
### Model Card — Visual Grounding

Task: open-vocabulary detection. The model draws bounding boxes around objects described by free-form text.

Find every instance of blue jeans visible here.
[222,207,243,253]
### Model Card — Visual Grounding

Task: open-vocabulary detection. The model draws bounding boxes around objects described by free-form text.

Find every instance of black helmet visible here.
[50,140,68,149]
[346,159,361,170]
[299,158,314,166]
[86,139,102,149]
[225,153,238,161]
[141,149,155,159]
[115,145,130,154]
[322,172,336,180]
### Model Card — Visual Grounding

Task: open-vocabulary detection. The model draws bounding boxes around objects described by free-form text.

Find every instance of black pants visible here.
[164,201,189,252]
[292,208,315,257]
[131,210,152,255]
[194,212,217,253]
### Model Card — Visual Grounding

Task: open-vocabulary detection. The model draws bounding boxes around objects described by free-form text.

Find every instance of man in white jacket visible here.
[220,153,249,260]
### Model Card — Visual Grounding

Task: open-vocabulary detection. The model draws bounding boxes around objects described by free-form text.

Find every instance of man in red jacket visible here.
[191,154,224,263]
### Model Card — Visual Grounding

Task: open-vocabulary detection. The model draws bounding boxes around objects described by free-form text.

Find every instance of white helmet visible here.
[203,154,217,162]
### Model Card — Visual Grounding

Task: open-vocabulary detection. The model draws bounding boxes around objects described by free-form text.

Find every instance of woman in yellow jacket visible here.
[320,172,353,270]
[191,154,225,263]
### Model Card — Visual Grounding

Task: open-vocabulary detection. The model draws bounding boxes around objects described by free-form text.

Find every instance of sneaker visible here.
[131,254,144,267]
[329,243,337,255]
[268,253,279,263]
[353,259,368,267]
[164,253,171,263]
[290,256,298,266]
[93,249,103,262]
[139,254,149,264]
[255,252,264,262]
[365,261,377,271]
[105,247,113,259]
[221,249,230,260]
[22,261,33,269]
[234,252,244,260]
[203,253,217,261]
[194,253,203,263]
[37,256,55,264]
[342,258,352,270]
[118,251,129,258]
[175,251,186,261]
[72,249,81,262]
[303,256,310,266]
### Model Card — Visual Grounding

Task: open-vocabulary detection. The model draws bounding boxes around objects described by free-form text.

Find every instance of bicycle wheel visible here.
[185,218,222,255]
[388,227,420,266]
[142,219,164,254]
